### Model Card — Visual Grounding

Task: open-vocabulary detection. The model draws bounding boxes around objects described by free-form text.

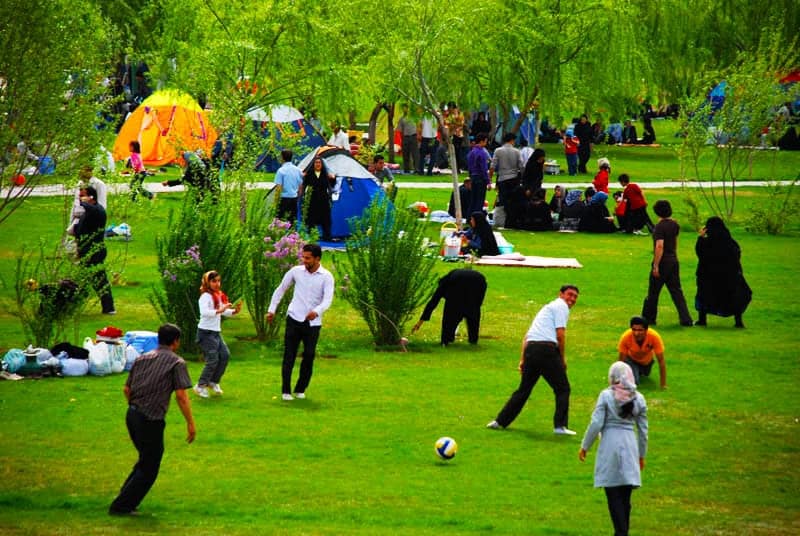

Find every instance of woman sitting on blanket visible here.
[462,211,500,257]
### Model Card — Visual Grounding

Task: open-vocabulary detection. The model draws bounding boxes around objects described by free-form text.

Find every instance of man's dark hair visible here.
[653,200,672,218]
[83,186,98,200]
[373,154,385,164]
[618,173,630,185]
[502,132,516,143]
[630,316,649,329]
[560,284,579,294]
[158,323,182,346]
[303,243,322,259]
[281,149,293,162]
[475,133,487,143]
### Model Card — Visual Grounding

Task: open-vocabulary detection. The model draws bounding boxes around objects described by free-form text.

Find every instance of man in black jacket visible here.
[75,186,115,314]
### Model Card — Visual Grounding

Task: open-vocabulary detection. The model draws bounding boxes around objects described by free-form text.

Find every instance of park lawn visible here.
[0,188,798,535]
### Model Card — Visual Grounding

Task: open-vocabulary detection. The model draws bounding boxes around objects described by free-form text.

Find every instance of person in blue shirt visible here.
[273,150,304,223]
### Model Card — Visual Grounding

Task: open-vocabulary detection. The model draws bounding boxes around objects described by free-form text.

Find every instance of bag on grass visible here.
[84,337,112,376]
[3,349,26,373]
[124,345,140,371]
[107,343,126,374]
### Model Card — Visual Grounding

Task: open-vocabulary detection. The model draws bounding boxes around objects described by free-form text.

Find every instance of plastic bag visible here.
[107,343,125,374]
[84,337,111,376]
[3,349,26,373]
[124,345,140,371]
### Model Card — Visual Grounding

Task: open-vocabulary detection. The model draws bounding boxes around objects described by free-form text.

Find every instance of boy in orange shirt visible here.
[617,316,667,389]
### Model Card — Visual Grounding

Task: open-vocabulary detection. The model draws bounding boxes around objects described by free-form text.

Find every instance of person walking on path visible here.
[487,285,579,435]
[109,323,196,516]
[579,361,648,536]
[267,243,335,401]
[641,200,693,327]
[194,270,241,399]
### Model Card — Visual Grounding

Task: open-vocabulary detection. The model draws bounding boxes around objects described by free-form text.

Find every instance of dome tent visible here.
[113,90,217,166]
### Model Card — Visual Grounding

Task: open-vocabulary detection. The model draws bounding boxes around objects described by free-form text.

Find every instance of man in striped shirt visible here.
[109,323,196,516]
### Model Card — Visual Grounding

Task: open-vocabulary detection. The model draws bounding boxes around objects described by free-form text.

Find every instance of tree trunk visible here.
[387,103,396,163]
[367,102,382,145]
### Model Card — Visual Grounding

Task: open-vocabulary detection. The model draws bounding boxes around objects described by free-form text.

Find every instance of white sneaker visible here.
[194,384,210,398]
[281,393,294,401]
[633,229,648,236]
[210,383,224,395]
[486,420,501,429]
[553,427,577,436]
[294,392,306,399]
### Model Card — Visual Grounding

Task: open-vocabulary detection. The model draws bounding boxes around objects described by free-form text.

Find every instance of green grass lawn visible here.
[0,179,798,533]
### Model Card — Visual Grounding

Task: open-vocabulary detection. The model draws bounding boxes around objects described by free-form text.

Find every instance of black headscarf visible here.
[470,211,500,256]
[522,148,546,192]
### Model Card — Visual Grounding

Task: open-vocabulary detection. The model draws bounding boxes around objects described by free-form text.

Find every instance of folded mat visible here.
[474,253,582,268]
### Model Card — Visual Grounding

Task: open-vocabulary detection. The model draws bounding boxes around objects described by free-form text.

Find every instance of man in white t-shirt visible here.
[487,285,579,435]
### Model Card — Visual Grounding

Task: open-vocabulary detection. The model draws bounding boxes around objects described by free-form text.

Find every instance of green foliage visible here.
[243,192,305,341]
[150,194,248,351]
[745,179,800,235]
[336,197,438,346]
[678,24,797,221]
[1,242,89,347]
[0,0,114,226]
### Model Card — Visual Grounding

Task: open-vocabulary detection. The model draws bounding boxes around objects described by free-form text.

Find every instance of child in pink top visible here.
[128,140,152,200]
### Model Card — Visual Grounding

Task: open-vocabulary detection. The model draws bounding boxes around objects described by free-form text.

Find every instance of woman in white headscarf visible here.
[579,362,648,536]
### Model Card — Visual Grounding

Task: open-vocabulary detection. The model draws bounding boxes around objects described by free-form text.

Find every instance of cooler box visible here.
[124,331,159,354]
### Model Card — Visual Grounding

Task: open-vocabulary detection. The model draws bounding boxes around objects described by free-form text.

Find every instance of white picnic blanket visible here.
[474,253,582,268]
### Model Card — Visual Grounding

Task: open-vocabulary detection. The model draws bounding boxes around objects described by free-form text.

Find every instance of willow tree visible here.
[366,0,488,224]
[0,0,114,227]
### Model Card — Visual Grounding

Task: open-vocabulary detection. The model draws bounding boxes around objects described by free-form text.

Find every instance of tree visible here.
[0,0,113,226]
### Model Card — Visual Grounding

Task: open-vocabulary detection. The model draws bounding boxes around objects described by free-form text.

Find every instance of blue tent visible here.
[708,81,728,112]
[296,146,387,239]
[251,105,325,172]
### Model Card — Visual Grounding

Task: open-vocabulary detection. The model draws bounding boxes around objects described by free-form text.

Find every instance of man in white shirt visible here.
[267,243,335,400]
[418,112,438,175]
[487,285,579,435]
[328,125,349,150]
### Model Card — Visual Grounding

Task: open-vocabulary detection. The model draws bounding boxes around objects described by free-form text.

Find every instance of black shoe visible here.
[694,320,707,326]
[680,321,694,327]
[734,322,745,328]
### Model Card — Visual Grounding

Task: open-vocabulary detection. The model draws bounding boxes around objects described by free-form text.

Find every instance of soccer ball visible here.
[435,437,458,460]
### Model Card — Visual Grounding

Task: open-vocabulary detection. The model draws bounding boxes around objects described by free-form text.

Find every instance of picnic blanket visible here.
[474,253,582,268]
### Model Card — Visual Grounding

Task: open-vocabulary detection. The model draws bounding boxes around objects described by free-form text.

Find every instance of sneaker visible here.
[294,392,306,399]
[486,420,501,429]
[281,393,294,401]
[210,383,223,395]
[553,427,577,436]
[103,310,117,315]
[193,384,209,398]
[633,230,648,236]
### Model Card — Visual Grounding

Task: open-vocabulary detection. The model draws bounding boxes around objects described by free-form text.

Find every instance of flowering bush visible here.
[245,209,305,342]
[151,195,248,352]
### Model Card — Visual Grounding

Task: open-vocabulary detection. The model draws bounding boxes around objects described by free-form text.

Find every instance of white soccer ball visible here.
[435,436,458,460]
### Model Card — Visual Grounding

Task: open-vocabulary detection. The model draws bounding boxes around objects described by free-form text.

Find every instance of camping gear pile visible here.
[0,326,157,380]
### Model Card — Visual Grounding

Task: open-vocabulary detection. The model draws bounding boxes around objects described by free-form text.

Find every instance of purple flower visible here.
[264,236,272,243]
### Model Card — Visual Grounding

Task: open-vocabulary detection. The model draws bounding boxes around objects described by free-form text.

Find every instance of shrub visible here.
[336,197,438,346]
[745,179,800,235]
[244,192,306,341]
[1,241,90,347]
[150,194,248,353]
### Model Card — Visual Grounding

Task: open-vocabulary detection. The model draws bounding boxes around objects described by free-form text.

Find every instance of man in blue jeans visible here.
[267,244,335,401]
[109,324,196,516]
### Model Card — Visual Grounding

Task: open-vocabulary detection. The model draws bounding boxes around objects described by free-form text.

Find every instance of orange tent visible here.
[112,90,217,166]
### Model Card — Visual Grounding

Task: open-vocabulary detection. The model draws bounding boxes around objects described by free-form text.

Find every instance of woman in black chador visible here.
[301,157,336,240]
[694,217,752,328]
